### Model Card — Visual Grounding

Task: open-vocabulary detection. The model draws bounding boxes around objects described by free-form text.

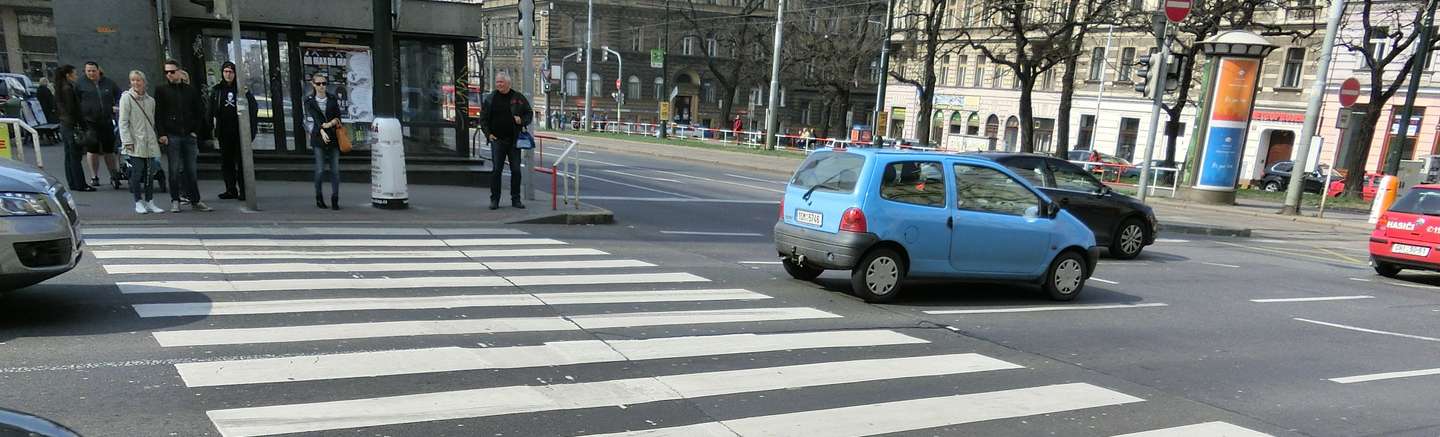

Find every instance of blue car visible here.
[774,148,1099,303]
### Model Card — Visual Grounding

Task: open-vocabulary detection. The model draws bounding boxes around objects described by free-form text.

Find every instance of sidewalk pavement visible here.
[538,129,1375,239]
[16,141,611,226]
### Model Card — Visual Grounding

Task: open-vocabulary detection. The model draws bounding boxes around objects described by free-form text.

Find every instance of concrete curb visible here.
[506,203,614,225]
[1147,197,1367,230]
[1157,222,1252,237]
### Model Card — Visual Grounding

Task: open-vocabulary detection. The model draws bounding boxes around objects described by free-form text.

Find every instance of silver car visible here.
[0,158,81,292]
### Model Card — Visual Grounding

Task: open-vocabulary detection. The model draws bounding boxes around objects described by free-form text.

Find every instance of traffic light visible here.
[1134,53,1156,98]
[1164,53,1185,92]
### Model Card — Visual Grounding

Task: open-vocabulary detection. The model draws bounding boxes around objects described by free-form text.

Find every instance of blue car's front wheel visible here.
[852,248,904,303]
[1043,251,1087,301]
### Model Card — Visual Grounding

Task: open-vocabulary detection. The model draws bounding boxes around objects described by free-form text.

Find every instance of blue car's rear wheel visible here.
[852,248,904,303]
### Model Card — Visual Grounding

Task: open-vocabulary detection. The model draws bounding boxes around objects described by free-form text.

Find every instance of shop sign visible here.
[1251,110,1304,123]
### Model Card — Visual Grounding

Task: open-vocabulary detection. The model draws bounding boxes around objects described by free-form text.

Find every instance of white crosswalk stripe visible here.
[92,227,1275,437]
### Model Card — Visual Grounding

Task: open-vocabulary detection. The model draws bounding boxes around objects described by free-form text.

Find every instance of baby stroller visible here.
[115,123,167,193]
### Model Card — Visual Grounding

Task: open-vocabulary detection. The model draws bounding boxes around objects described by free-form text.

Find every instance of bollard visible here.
[1369,175,1400,224]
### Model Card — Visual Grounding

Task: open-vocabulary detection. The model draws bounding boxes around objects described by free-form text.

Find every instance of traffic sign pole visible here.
[1282,0,1346,215]
[1137,15,1170,203]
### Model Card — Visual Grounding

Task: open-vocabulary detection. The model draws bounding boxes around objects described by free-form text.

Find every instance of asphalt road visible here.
[2,145,1437,437]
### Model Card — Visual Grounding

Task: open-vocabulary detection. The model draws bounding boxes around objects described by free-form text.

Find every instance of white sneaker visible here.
[134,201,148,214]
[171,200,181,213]
[192,201,213,212]
[145,200,165,214]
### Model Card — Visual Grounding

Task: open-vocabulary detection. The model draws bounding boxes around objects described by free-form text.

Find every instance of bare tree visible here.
[1335,0,1440,196]
[966,0,1133,153]
[782,0,886,139]
[888,0,967,146]
[678,0,773,126]
[1053,0,1140,157]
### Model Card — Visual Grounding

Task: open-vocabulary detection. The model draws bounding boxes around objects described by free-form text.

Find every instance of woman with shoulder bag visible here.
[118,70,164,214]
[53,65,94,192]
[305,72,343,210]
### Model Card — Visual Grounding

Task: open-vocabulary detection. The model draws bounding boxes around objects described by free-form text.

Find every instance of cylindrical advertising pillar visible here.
[371,118,409,209]
[1178,30,1277,205]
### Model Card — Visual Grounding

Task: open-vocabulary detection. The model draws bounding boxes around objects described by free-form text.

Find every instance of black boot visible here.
[331,195,340,210]
[316,195,327,209]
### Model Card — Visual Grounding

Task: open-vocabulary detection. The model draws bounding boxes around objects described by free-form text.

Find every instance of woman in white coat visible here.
[118,70,165,214]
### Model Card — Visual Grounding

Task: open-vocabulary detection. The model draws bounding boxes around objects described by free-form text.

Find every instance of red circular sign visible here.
[1165,0,1192,22]
[1339,77,1361,108]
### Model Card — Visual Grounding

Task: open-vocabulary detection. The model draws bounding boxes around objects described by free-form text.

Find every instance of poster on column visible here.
[300,44,375,148]
[1196,58,1260,191]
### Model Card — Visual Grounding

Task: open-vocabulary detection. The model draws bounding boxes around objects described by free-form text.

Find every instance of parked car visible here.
[1369,184,1440,277]
[970,153,1158,259]
[1329,173,1381,200]
[773,147,1099,303]
[1258,160,1340,194]
[1,158,82,292]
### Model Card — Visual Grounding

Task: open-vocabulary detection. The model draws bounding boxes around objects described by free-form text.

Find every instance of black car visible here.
[970,152,1158,259]
[1258,160,1337,193]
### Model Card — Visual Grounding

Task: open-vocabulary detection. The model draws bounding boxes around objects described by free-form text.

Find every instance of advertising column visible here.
[1180,30,1276,205]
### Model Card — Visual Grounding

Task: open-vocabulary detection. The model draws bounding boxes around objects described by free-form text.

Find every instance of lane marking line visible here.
[1330,367,1440,384]
[1216,241,1367,266]
[581,196,779,204]
[1109,421,1274,436]
[601,169,683,183]
[1251,296,1374,303]
[660,231,766,237]
[1201,262,1240,268]
[1294,318,1440,342]
[925,303,1167,315]
[134,288,770,318]
[1090,277,1119,284]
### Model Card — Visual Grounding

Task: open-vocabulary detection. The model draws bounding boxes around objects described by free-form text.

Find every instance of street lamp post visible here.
[763,0,786,150]
[601,45,623,122]
[583,0,594,131]
[870,0,896,147]
[561,48,582,129]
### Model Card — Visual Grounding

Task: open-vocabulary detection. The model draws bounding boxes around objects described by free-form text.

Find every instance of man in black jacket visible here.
[209,61,258,201]
[154,59,213,213]
[76,61,122,188]
[478,72,532,210]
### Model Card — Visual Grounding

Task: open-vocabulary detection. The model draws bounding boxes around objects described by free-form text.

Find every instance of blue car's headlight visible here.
[0,192,53,216]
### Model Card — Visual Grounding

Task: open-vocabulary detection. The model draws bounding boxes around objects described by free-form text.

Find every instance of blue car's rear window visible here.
[790,151,864,193]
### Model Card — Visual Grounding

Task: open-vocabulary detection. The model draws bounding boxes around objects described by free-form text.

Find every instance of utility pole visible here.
[660,0,670,138]
[521,0,536,200]
[1283,0,1346,214]
[763,0,786,150]
[227,0,257,210]
[870,0,895,147]
[1382,0,1436,175]
[1136,14,1169,202]
[602,46,623,121]
[583,0,594,132]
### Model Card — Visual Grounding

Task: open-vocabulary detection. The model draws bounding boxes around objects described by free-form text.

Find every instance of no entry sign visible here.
[1339,77,1361,108]
[1165,0,1191,23]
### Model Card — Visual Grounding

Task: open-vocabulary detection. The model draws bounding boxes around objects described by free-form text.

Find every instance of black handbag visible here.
[74,126,99,148]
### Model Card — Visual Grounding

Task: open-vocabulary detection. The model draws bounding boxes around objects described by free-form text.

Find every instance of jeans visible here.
[128,156,156,202]
[165,135,201,203]
[490,139,522,202]
[59,125,87,189]
[313,145,340,197]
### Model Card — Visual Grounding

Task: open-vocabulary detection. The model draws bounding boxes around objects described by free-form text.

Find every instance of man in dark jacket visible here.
[154,59,213,213]
[76,61,122,188]
[209,61,258,201]
[478,72,532,210]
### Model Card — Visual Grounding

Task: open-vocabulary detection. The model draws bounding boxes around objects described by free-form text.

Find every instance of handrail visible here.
[0,118,42,168]
[532,134,580,210]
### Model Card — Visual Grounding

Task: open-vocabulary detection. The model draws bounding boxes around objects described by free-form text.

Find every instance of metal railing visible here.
[0,118,43,168]
[532,134,580,210]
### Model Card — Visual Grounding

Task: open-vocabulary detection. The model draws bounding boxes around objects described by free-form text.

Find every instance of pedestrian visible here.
[154,59,213,213]
[52,65,93,192]
[732,115,742,143]
[304,72,342,210]
[76,61,123,189]
[117,70,165,215]
[210,61,258,201]
[36,77,57,124]
[479,72,532,210]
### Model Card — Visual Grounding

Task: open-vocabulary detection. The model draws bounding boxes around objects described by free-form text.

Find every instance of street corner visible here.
[505,202,614,225]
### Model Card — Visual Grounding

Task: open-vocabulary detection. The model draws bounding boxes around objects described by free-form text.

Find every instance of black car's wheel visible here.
[851,248,905,303]
[781,257,823,280]
[1263,181,1281,192]
[1109,218,1147,260]
[1043,251,1087,301]
[1373,259,1402,278]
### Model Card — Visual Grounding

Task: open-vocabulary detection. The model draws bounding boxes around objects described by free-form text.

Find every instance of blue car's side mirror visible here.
[0,408,83,437]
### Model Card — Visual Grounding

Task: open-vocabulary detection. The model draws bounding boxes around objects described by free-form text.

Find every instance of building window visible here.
[974,58,985,87]
[1119,47,1135,82]
[631,29,644,52]
[871,59,881,82]
[1078,114,1095,151]
[1282,48,1305,88]
[706,38,718,57]
[654,77,663,100]
[780,87,787,107]
[1117,117,1140,162]
[991,56,1004,88]
[566,72,579,96]
[628,75,641,100]
[1088,47,1106,81]
[590,73,602,97]
[801,101,813,125]
[939,55,950,86]
[683,37,696,56]
[957,55,968,86]
[1041,69,1055,90]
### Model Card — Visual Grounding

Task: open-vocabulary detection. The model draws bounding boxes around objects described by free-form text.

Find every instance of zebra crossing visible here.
[88,226,1279,437]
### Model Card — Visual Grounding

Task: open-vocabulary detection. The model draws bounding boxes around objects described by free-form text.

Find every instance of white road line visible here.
[134,289,770,318]
[648,168,786,193]
[176,330,924,387]
[583,383,1142,437]
[582,196,779,204]
[585,174,699,198]
[1110,421,1274,437]
[1378,280,1440,291]
[1154,238,1191,243]
[925,303,1168,315]
[1201,262,1240,268]
[460,248,610,257]
[660,231,766,237]
[1091,277,1119,284]
[1251,239,1286,244]
[602,169,683,183]
[93,248,608,260]
[1330,367,1440,384]
[118,272,707,294]
[724,173,786,184]
[86,238,566,247]
[205,353,1022,437]
[1349,277,1372,282]
[425,229,529,236]
[1251,296,1374,303]
[154,307,840,347]
[739,261,782,265]
[1294,318,1440,342]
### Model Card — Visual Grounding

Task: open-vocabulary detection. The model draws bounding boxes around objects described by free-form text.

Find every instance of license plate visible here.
[1392,243,1432,257]
[795,209,823,227]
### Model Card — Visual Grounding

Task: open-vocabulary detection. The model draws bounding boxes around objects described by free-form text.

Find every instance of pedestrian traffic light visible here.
[1164,53,1185,92]
[1134,53,1154,98]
